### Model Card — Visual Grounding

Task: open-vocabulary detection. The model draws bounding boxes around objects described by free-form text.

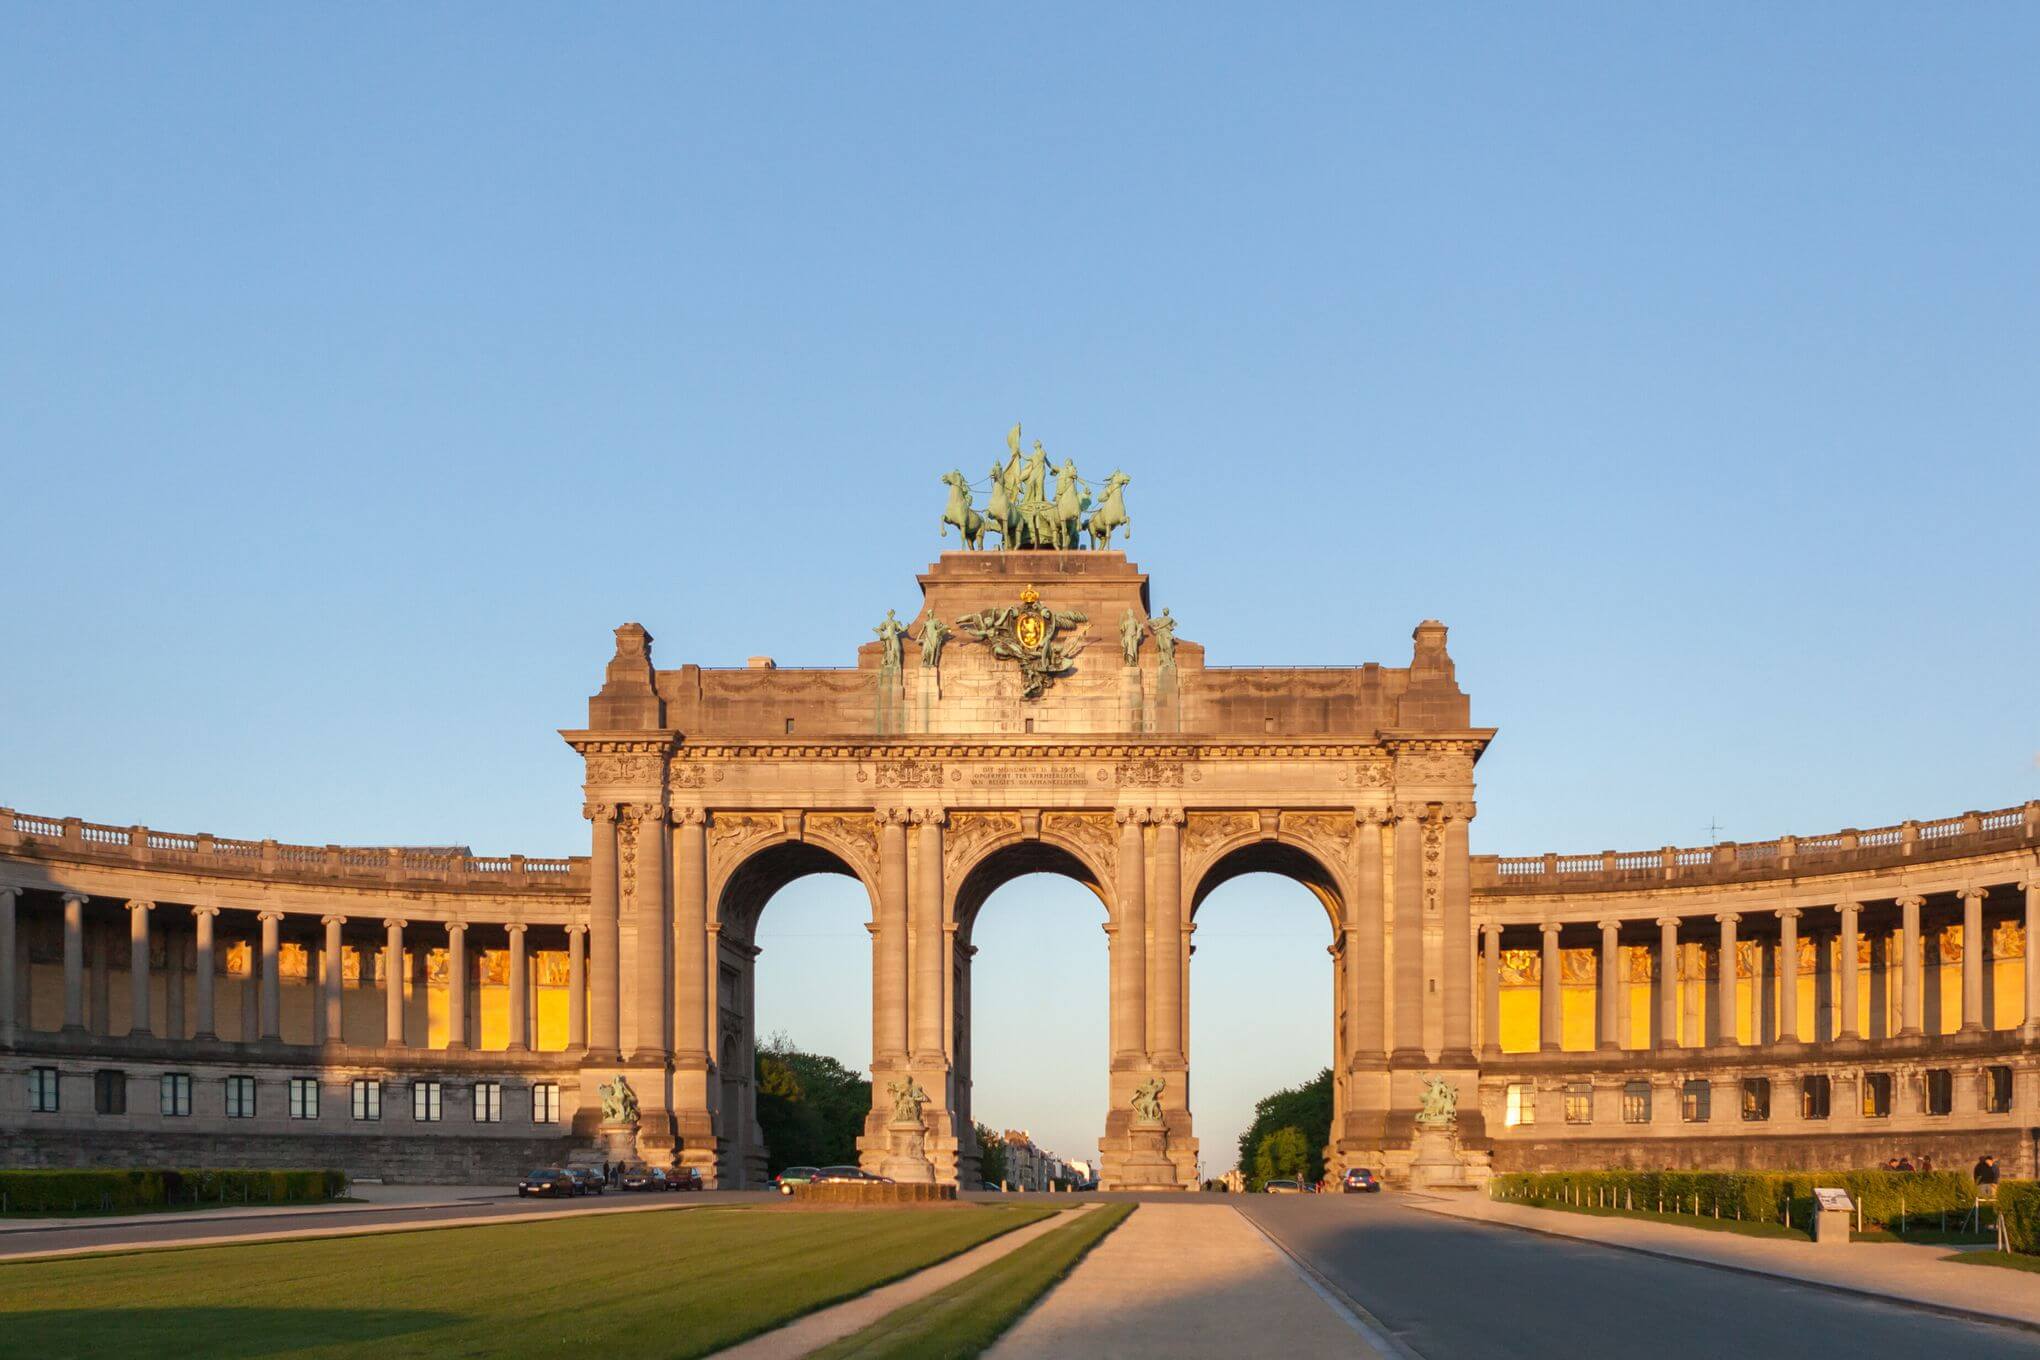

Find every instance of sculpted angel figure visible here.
[1119,608,1143,665]
[1416,1076,1458,1127]
[1131,1074,1165,1125]
[598,1075,640,1126]
[887,1076,929,1125]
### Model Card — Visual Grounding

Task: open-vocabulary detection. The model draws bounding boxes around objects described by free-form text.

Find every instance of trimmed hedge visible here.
[1491,1169,1978,1234]
[1998,1181,2040,1254]
[791,1181,957,1205]
[0,1168,346,1214]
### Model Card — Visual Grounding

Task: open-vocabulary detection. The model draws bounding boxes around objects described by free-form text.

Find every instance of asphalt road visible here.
[1235,1193,2040,1360]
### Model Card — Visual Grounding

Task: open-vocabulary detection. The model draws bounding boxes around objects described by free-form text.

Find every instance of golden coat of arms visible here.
[957,584,1090,700]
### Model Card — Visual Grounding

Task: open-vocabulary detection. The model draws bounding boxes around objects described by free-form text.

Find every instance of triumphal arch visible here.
[567,448,1493,1188]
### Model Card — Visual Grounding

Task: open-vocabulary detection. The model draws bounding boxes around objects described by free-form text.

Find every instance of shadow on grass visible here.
[0,1306,461,1357]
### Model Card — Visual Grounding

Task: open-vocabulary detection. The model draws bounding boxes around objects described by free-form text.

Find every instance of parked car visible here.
[667,1167,703,1191]
[1264,1179,1303,1194]
[564,1167,606,1196]
[814,1165,893,1184]
[518,1168,576,1198]
[1342,1167,1381,1194]
[980,1181,1003,1192]
[619,1165,657,1191]
[776,1166,820,1195]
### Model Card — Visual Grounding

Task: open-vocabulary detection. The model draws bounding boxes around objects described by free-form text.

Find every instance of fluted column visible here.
[1352,809,1388,1068]
[2025,879,2040,1036]
[1389,806,1425,1063]
[1777,907,1800,1044]
[1440,804,1475,1063]
[445,921,468,1051]
[877,807,911,1066]
[911,810,946,1065]
[1111,809,1148,1063]
[586,803,621,1059]
[1837,901,1861,1040]
[1539,922,1563,1052]
[123,900,153,1037]
[0,888,17,1046]
[568,923,588,1050]
[61,893,86,1032]
[192,907,217,1038]
[1715,913,1740,1047]
[1597,920,1621,1051]
[673,808,708,1064]
[506,923,529,1052]
[383,919,406,1047]
[1655,916,1679,1049]
[1480,922,1502,1057]
[257,910,283,1040]
[632,803,669,1060]
[321,915,345,1045]
[1149,809,1185,1066]
[1959,888,1986,1033]
[1898,894,1924,1036]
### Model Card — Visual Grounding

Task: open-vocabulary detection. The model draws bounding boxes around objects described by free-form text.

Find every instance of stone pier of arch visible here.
[565,550,1493,1189]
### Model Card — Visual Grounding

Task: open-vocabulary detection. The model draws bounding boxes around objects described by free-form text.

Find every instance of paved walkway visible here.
[1416,1192,2040,1331]
[986,1203,1383,1359]
[706,1205,1100,1360]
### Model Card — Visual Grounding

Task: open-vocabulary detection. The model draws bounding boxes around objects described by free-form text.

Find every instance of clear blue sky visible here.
[5,7,2036,1169]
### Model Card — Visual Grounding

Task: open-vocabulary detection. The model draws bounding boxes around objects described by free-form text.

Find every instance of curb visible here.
[1408,1195,2040,1339]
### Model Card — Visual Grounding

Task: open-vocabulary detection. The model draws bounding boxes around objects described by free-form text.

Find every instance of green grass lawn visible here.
[0,1203,1053,1359]
[811,1203,1135,1360]
[1946,1249,2040,1274]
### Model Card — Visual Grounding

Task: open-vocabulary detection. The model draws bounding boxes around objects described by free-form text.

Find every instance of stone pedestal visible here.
[587,1122,641,1169]
[1115,1120,1180,1190]
[1408,1124,1467,1191]
[880,1118,937,1184]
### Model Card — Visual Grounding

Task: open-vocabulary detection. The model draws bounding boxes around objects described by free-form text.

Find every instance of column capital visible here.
[1955,886,1988,903]
[62,891,90,907]
[445,920,468,936]
[505,921,528,937]
[256,909,285,923]
[1777,906,1802,920]
[1152,808,1185,828]
[1390,801,1428,823]
[583,801,619,825]
[874,805,912,825]
[321,913,348,927]
[383,916,408,930]
[126,899,155,914]
[1479,919,1503,939]
[567,919,589,935]
[1357,805,1394,827]
[1540,921,1564,938]
[191,905,220,920]
[1896,893,1926,910]
[1836,899,1861,915]
[1114,807,1148,826]
[1441,801,1477,823]
[673,806,708,826]
[1597,918,1622,933]
[909,808,947,827]
[0,886,18,904]
[1655,915,1681,929]
[630,801,668,825]
[1714,912,1740,926]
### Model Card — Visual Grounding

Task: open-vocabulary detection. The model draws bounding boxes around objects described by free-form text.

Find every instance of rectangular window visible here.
[288,1077,320,1120]
[473,1081,502,1124]
[352,1079,382,1122]
[1923,1068,1952,1116]
[29,1067,59,1113]
[1800,1074,1831,1120]
[93,1070,127,1116]
[225,1075,257,1119]
[1862,1071,1892,1119]
[1621,1080,1651,1123]
[1741,1077,1770,1122]
[1563,1082,1592,1125]
[160,1073,192,1117]
[1504,1082,1535,1127]
[413,1080,442,1123]
[532,1082,560,1124]
[1681,1079,1710,1123]
[1985,1065,2013,1115]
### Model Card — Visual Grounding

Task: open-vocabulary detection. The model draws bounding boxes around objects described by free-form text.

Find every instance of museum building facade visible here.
[2,548,2035,1186]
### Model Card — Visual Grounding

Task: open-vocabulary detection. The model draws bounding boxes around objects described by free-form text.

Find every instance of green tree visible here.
[1236,1068,1332,1189]
[975,1122,1008,1186]
[754,1032,871,1174]
[1253,1126,1311,1185]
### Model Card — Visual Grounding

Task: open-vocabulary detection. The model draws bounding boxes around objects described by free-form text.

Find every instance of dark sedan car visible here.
[619,1165,657,1191]
[565,1167,606,1195]
[665,1167,703,1191]
[1342,1167,1381,1193]
[518,1168,576,1198]
[813,1165,893,1184]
